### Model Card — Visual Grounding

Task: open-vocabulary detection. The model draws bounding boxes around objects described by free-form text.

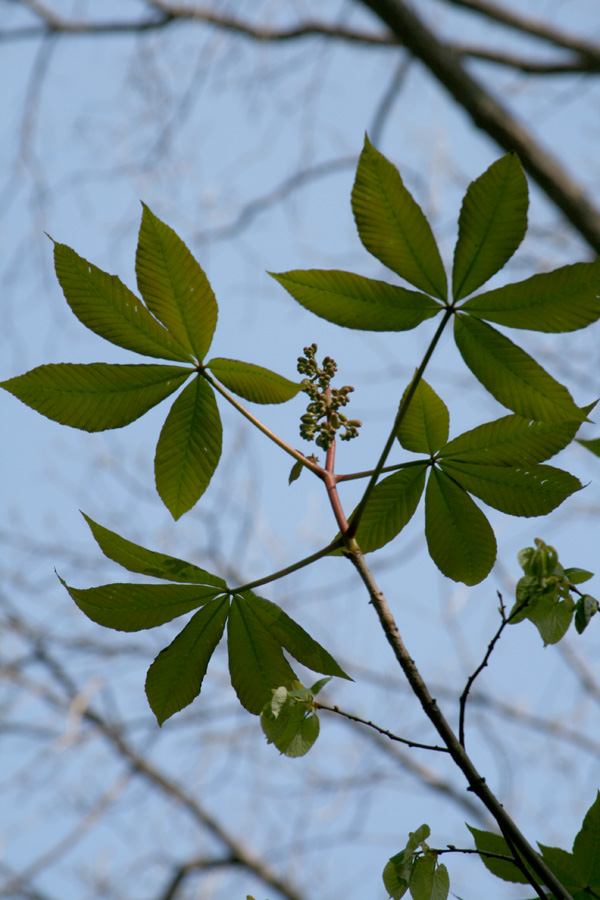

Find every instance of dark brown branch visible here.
[441,0,600,67]
[1,0,394,45]
[345,542,575,900]
[357,0,600,254]
[455,44,600,74]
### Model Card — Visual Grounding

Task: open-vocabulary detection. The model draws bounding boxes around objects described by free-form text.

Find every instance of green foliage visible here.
[352,135,447,300]
[269,269,442,331]
[146,597,229,725]
[510,539,598,644]
[207,358,302,404]
[470,793,600,899]
[5,140,600,900]
[0,363,192,432]
[136,203,218,361]
[154,376,222,520]
[452,152,528,302]
[261,678,329,758]
[383,825,449,900]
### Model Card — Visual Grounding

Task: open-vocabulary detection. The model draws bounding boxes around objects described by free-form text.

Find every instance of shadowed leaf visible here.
[136,204,218,361]
[155,376,222,520]
[453,153,528,302]
[208,358,302,404]
[145,597,229,725]
[441,415,580,466]
[397,378,449,453]
[351,135,447,300]
[270,269,442,331]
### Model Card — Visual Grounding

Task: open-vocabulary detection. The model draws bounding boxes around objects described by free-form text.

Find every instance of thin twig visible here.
[316,702,450,752]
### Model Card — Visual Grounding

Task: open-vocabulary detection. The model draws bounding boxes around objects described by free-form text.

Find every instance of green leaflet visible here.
[397,378,449,453]
[243,591,351,680]
[145,596,229,725]
[136,204,218,361]
[454,315,584,422]
[572,791,600,888]
[425,468,496,585]
[351,135,447,300]
[346,464,427,554]
[452,153,528,302]
[269,269,442,331]
[155,376,222,520]
[81,513,227,587]
[1,363,191,432]
[207,357,302,404]
[467,826,530,883]
[461,259,600,332]
[470,794,600,898]
[60,578,222,631]
[409,856,449,900]
[261,683,323,758]
[578,436,600,457]
[440,460,581,517]
[227,595,298,715]
[441,415,580,466]
[52,241,193,362]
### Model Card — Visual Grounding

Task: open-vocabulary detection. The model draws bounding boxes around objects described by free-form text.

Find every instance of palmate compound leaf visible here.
[227,595,298,715]
[351,135,447,300]
[440,460,582,518]
[452,153,528,303]
[59,577,222,631]
[461,258,600,332]
[136,204,218,361]
[243,591,351,680]
[52,241,193,362]
[425,468,496,585]
[269,270,442,331]
[207,358,302,404]
[145,596,229,725]
[340,464,427,554]
[154,375,222,520]
[0,363,191,432]
[440,414,581,466]
[396,377,449,454]
[81,513,227,588]
[454,314,585,422]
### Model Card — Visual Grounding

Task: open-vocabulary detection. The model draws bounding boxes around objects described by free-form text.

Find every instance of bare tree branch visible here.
[357,0,600,253]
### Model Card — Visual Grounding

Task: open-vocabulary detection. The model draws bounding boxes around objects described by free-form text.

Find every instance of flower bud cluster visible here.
[297,344,361,451]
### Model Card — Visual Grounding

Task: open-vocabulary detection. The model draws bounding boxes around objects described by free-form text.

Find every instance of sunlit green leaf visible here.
[136,204,218,361]
[155,376,222,520]
[269,269,441,331]
[461,259,600,332]
[430,864,449,900]
[453,153,528,302]
[383,858,409,900]
[81,513,227,587]
[60,577,221,631]
[1,363,191,432]
[454,315,584,422]
[519,592,574,645]
[575,595,599,634]
[207,358,302,404]
[466,826,530,883]
[345,465,427,554]
[440,460,581,517]
[245,591,351,680]
[145,596,229,725]
[425,468,496,585]
[261,689,321,758]
[227,595,297,715]
[52,240,193,362]
[351,135,447,300]
[441,415,580,466]
[563,567,594,585]
[397,378,449,453]
[409,855,436,900]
